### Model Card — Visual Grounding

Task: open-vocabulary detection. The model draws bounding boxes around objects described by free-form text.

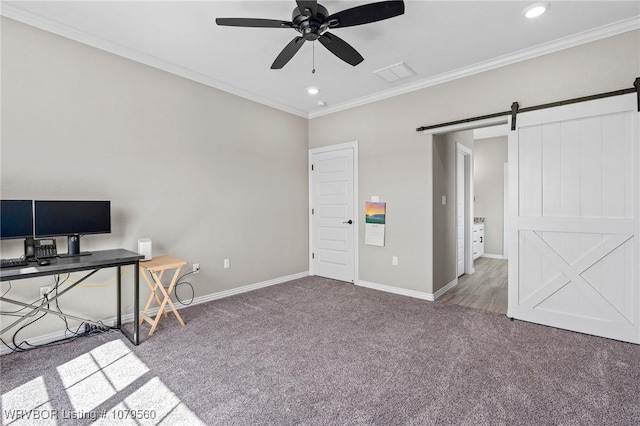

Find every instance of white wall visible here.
[474,136,508,257]
[0,18,309,340]
[309,29,640,295]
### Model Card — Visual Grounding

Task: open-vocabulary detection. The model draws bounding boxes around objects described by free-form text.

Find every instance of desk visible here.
[0,249,144,346]
[139,256,187,336]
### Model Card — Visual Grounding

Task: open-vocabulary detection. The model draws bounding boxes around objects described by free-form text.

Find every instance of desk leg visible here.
[133,261,139,345]
[116,266,122,329]
[118,262,140,346]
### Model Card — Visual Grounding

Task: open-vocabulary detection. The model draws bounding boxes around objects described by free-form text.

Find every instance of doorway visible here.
[429,121,509,314]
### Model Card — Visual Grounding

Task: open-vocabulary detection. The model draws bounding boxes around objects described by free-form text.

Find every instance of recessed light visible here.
[307,87,319,95]
[523,2,550,19]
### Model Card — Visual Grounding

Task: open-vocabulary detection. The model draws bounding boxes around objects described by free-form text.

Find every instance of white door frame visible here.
[456,142,474,275]
[308,141,359,284]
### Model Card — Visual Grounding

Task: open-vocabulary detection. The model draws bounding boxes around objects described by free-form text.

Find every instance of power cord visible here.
[174,270,196,306]
[2,274,111,353]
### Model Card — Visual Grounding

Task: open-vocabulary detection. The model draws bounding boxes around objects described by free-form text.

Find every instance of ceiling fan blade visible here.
[271,37,306,69]
[215,18,293,28]
[296,0,318,17]
[324,0,404,28]
[318,32,364,66]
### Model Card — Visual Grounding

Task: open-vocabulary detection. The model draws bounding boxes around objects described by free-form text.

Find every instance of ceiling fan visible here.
[216,0,405,69]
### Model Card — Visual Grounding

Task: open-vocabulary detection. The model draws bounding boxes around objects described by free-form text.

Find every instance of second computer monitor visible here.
[35,200,111,255]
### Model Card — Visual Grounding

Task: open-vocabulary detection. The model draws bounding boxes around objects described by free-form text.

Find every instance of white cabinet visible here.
[473,223,485,259]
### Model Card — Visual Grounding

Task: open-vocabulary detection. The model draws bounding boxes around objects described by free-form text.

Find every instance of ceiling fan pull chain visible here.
[312,41,316,74]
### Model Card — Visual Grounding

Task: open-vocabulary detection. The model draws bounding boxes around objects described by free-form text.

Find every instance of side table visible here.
[139,255,187,336]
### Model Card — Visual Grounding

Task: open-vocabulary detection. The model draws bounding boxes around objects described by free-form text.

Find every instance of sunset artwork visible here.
[365,202,386,224]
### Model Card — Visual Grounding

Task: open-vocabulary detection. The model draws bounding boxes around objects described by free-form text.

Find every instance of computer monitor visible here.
[1,200,34,240]
[35,200,111,255]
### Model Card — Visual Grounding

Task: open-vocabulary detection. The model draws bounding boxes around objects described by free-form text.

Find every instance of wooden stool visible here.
[139,255,187,336]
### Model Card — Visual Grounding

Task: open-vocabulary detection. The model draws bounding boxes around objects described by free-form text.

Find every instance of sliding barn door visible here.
[508,94,639,343]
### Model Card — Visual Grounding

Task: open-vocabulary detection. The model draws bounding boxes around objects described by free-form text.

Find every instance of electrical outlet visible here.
[39,286,52,298]
[193,263,200,274]
[224,259,230,269]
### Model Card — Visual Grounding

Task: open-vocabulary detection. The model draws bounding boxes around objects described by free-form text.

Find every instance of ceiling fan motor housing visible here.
[293,4,329,41]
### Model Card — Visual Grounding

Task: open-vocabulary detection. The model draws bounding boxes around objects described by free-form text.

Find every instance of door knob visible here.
[343,220,353,224]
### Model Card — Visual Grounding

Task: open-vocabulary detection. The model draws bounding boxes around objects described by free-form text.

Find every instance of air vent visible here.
[374,62,416,83]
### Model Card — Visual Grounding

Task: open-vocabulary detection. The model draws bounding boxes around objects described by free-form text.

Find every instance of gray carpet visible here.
[1,275,639,425]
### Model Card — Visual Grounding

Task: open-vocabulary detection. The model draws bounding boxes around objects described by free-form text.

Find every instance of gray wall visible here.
[309,29,640,295]
[474,136,508,256]
[432,135,456,292]
[1,18,309,338]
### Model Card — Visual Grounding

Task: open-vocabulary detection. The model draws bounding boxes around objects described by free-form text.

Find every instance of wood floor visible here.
[438,257,508,315]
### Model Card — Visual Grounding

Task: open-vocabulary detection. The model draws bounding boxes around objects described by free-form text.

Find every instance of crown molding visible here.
[0,3,309,118]
[2,3,637,121]
[308,15,640,119]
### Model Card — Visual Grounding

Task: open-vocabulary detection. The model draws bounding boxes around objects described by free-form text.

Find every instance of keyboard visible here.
[1,258,29,269]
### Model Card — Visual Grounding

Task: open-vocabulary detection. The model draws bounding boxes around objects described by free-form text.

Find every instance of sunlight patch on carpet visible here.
[0,338,203,425]
[56,339,149,412]
[1,376,55,425]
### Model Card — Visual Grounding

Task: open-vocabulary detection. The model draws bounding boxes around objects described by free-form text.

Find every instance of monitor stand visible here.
[58,235,92,258]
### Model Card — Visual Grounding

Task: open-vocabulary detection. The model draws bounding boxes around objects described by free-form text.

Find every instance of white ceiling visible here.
[3,1,639,118]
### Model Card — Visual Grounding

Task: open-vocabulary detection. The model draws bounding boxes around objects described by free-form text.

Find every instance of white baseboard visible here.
[357,280,435,301]
[0,271,309,356]
[482,253,506,260]
[433,278,458,300]
[125,271,309,324]
[0,328,85,356]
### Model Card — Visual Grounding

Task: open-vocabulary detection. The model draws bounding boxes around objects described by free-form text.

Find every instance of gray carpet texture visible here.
[1,275,639,425]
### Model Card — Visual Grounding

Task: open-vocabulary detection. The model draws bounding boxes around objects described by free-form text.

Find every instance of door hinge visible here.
[312,253,315,259]
[312,208,314,215]
[311,164,314,171]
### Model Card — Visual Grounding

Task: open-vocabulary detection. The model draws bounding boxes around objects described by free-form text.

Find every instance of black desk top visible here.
[1,248,144,281]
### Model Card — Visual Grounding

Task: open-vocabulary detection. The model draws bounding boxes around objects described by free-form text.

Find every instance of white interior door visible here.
[508,94,639,343]
[457,150,466,277]
[310,143,357,283]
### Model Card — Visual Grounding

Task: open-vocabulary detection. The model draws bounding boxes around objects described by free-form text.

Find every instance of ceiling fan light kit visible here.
[216,0,405,69]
